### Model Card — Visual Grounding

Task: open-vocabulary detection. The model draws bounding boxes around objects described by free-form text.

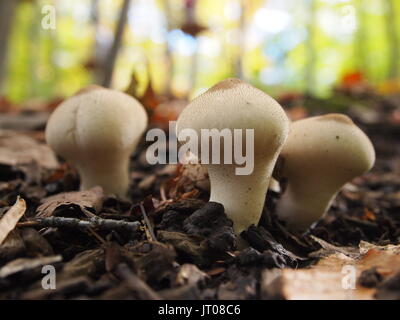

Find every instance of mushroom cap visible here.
[280,113,375,191]
[45,87,148,162]
[176,78,290,161]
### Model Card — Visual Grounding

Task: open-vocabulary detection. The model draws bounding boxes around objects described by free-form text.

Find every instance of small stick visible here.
[116,263,161,300]
[17,216,141,235]
[139,202,157,242]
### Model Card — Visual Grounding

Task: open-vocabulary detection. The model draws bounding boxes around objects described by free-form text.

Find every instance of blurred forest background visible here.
[0,0,399,106]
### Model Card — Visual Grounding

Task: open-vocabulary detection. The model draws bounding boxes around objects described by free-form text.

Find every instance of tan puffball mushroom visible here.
[176,78,290,234]
[45,86,148,197]
[275,113,375,232]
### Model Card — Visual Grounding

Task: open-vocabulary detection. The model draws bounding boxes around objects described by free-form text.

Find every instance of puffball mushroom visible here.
[176,78,290,234]
[45,86,148,197]
[275,113,375,232]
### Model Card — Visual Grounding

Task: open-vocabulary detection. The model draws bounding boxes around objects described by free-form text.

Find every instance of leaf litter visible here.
[0,89,399,300]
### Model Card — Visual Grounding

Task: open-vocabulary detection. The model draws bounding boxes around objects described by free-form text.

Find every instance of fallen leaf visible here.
[262,242,400,300]
[309,235,360,259]
[176,264,209,285]
[274,267,375,300]
[0,255,62,278]
[206,267,226,277]
[0,130,58,169]
[0,197,26,245]
[36,186,104,218]
[362,208,377,221]
[0,112,49,131]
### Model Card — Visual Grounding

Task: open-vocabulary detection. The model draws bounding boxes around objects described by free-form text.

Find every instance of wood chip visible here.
[0,197,26,245]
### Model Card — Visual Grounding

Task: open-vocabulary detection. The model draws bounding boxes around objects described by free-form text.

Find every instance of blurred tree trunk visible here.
[235,0,246,80]
[0,0,18,91]
[90,0,103,84]
[102,0,131,87]
[354,0,367,74]
[163,0,173,95]
[304,0,317,94]
[385,0,399,79]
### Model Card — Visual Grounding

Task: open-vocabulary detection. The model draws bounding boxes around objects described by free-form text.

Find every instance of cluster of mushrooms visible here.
[45,79,375,237]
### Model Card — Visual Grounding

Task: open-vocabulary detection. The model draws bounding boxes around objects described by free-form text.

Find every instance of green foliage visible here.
[2,0,400,104]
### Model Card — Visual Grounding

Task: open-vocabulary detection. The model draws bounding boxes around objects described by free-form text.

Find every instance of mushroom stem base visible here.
[207,164,273,235]
[275,185,337,232]
[76,160,130,197]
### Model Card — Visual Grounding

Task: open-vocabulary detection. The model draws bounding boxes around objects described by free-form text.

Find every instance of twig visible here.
[17,216,141,235]
[116,263,161,300]
[87,227,107,245]
[102,0,131,87]
[139,202,157,242]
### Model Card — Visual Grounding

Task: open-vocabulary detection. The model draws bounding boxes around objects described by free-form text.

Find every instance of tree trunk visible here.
[304,0,317,94]
[102,0,131,87]
[385,0,399,79]
[354,0,367,74]
[0,0,18,91]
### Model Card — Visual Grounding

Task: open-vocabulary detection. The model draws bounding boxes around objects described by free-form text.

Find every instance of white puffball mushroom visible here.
[275,113,375,232]
[176,78,290,234]
[45,86,148,197]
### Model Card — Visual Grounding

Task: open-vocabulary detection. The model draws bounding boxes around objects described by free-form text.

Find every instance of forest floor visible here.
[0,85,399,300]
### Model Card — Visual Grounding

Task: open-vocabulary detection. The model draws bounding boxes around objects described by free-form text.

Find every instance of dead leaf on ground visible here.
[0,197,26,245]
[0,130,58,169]
[36,186,104,218]
[0,112,49,131]
[175,263,209,286]
[0,255,62,278]
[309,235,360,259]
[262,241,400,300]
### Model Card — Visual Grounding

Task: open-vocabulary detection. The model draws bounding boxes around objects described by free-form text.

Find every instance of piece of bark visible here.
[133,241,176,285]
[0,230,26,263]
[116,263,161,300]
[58,248,104,280]
[20,228,54,257]
[217,274,257,300]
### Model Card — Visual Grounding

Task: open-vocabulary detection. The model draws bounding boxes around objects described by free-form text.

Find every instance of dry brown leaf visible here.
[0,255,62,278]
[151,99,188,125]
[0,197,26,245]
[0,130,58,169]
[36,186,104,218]
[175,264,209,286]
[276,268,375,300]
[0,112,50,131]
[262,242,400,300]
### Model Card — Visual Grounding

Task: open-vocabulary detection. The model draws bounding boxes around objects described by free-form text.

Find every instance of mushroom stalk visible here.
[276,184,339,231]
[207,162,277,234]
[76,157,130,196]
